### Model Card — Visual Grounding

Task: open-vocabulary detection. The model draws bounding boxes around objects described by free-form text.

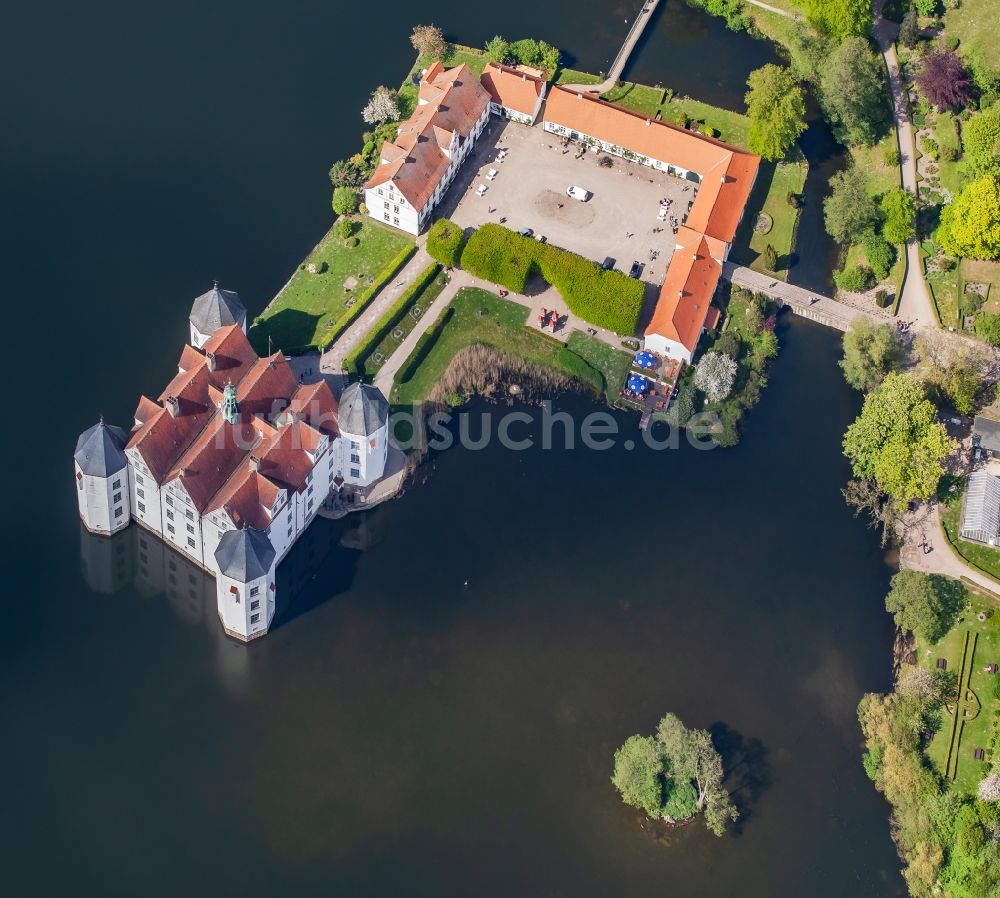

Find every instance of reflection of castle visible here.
[74,285,390,642]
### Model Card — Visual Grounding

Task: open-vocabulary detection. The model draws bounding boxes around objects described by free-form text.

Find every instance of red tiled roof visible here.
[236,352,298,417]
[364,63,491,211]
[206,464,282,531]
[288,380,340,437]
[480,62,545,117]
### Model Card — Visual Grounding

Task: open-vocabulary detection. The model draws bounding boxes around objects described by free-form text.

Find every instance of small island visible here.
[611,712,738,836]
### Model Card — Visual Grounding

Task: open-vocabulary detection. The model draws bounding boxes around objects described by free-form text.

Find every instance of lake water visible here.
[1,1,897,894]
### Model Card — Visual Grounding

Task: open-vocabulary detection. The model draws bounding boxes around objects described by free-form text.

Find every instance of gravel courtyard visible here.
[441,118,697,289]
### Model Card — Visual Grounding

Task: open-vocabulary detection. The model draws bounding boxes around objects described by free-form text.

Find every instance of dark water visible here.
[2,1,887,894]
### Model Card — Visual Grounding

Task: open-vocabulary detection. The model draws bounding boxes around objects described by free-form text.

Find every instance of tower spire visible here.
[222,381,239,424]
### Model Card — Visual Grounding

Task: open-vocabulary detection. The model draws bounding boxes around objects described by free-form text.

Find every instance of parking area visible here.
[441,118,698,288]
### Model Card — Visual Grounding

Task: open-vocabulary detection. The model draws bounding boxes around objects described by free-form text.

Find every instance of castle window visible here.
[351,468,360,478]
[287,524,293,538]
[113,479,121,490]
[138,502,145,513]
[114,506,123,518]
[251,600,259,610]
[351,440,360,450]
[187,537,195,548]
[186,523,194,535]
[167,524,175,534]
[166,496,173,506]
[166,509,174,521]
[307,484,313,495]
[186,509,194,521]
[384,201,389,210]
[137,488,144,499]
[250,585,259,597]
[393,205,399,214]
[251,613,260,624]
[351,454,360,464]
[135,474,143,485]
[113,492,122,503]
[393,217,399,226]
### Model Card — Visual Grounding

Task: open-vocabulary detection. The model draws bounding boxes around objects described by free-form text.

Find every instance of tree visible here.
[913,0,937,14]
[426,218,466,267]
[899,4,919,50]
[332,186,358,216]
[861,233,896,281]
[764,243,778,271]
[842,372,955,506]
[884,571,964,643]
[328,158,365,189]
[962,103,1000,175]
[842,478,898,546]
[840,318,901,391]
[362,86,400,125]
[694,351,738,401]
[917,51,973,111]
[483,35,510,63]
[979,772,1000,802]
[410,24,446,59]
[936,175,1000,260]
[939,362,980,414]
[819,38,890,147]
[612,714,737,836]
[880,187,918,244]
[745,64,807,161]
[803,0,873,40]
[536,41,561,74]
[824,167,881,242]
[510,38,540,65]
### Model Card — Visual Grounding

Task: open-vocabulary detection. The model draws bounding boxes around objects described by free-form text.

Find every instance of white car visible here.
[566,185,591,202]
[476,184,488,197]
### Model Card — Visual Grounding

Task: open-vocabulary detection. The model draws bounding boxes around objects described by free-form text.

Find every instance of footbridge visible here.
[560,0,663,95]
[722,262,884,332]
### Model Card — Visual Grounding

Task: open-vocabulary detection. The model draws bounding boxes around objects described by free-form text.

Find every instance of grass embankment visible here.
[554,68,604,86]
[915,590,999,793]
[391,287,609,405]
[250,221,414,354]
[941,483,1000,585]
[944,0,1000,78]
[564,332,633,405]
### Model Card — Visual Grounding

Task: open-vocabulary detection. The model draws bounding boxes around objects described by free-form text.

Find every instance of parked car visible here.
[517,227,534,238]
[566,185,592,202]
[476,184,488,197]
[535,234,547,243]
[629,260,643,279]
[601,256,616,271]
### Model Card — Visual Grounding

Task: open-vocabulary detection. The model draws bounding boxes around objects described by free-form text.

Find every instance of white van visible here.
[566,185,591,202]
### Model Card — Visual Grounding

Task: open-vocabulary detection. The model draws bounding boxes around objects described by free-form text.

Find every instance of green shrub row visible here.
[342,263,442,376]
[426,219,467,267]
[316,244,417,350]
[460,224,643,334]
[397,307,455,384]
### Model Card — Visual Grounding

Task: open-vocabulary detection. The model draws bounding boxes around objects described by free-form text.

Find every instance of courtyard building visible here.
[364,62,491,234]
[480,62,547,124]
[961,469,1000,546]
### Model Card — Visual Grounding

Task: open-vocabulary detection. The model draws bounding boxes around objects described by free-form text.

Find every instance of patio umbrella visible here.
[635,350,656,369]
[627,374,647,393]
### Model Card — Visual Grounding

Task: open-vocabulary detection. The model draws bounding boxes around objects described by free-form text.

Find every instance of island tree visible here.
[362,86,400,125]
[824,167,881,243]
[840,318,901,392]
[936,175,1000,260]
[884,571,964,643]
[694,351,737,402]
[842,372,955,507]
[745,64,807,162]
[819,37,890,147]
[410,24,446,60]
[332,186,358,217]
[483,35,511,63]
[611,713,737,836]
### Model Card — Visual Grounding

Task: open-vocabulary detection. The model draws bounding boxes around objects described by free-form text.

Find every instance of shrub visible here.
[332,186,359,216]
[883,145,901,167]
[834,264,874,292]
[342,263,441,375]
[876,289,891,308]
[861,233,897,281]
[317,244,418,350]
[460,224,643,334]
[787,191,804,209]
[426,219,467,267]
[975,312,1000,345]
[345,236,359,248]
[337,217,354,240]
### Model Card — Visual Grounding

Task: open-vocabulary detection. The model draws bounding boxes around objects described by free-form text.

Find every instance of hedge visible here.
[316,244,417,350]
[397,307,454,384]
[460,224,643,334]
[342,263,442,376]
[426,219,467,267]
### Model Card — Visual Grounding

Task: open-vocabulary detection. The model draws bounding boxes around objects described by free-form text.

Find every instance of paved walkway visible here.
[319,243,431,374]
[873,2,937,329]
[898,501,1000,599]
[744,0,797,17]
[560,0,663,94]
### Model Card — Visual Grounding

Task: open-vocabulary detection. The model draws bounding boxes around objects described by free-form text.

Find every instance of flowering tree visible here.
[410,24,446,60]
[917,52,973,111]
[694,352,738,402]
[979,772,1000,802]
[362,86,400,125]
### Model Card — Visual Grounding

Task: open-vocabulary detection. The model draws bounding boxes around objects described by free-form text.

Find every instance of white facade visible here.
[190,319,246,350]
[643,333,695,365]
[76,464,130,535]
[216,558,276,642]
[339,425,388,488]
[490,99,542,126]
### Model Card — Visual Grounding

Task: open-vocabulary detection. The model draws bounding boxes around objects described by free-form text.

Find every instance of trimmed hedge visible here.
[342,263,442,376]
[460,224,643,335]
[426,219,467,267]
[317,244,417,350]
[397,307,454,384]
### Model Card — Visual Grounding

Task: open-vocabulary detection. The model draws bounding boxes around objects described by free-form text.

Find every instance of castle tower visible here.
[214,528,277,642]
[189,281,247,349]
[74,418,131,535]
[337,382,390,488]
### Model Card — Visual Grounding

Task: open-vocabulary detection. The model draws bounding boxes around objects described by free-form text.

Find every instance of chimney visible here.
[249,455,260,472]
[206,351,216,372]
[166,396,179,417]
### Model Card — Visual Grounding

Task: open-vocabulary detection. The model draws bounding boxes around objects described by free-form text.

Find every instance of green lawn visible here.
[250,219,413,353]
[564,331,633,404]
[851,132,904,196]
[554,67,605,86]
[916,589,1000,794]
[361,270,450,378]
[391,288,603,404]
[962,259,1000,314]
[941,487,1000,584]
[945,0,1000,82]
[730,158,808,279]
[927,267,963,329]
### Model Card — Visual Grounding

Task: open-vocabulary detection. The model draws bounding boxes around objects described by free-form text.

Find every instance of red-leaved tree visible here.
[917,51,973,111]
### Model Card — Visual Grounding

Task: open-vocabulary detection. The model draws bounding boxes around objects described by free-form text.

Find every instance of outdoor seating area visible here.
[534,307,563,334]
[630,349,684,386]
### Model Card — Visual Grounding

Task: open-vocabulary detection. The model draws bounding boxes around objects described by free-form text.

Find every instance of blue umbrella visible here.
[634,350,656,369]
[627,374,647,393]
